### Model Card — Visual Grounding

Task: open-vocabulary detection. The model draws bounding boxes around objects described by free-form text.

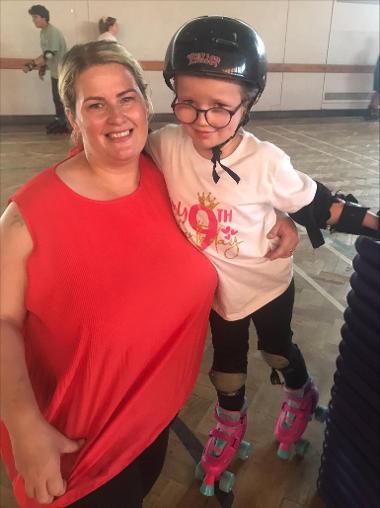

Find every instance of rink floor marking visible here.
[257,126,379,175]
[278,125,380,165]
[293,263,346,313]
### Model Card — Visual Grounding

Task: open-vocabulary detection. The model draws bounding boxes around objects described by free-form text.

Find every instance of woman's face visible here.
[68,63,148,166]
[174,74,246,158]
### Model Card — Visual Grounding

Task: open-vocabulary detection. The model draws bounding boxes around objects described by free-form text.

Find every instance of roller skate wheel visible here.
[219,470,235,493]
[200,481,215,497]
[277,444,290,460]
[195,462,205,481]
[237,440,251,460]
[295,438,310,456]
[314,405,328,423]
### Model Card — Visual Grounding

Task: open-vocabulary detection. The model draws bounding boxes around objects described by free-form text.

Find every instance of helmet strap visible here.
[211,98,256,184]
[210,119,246,184]
[211,140,240,184]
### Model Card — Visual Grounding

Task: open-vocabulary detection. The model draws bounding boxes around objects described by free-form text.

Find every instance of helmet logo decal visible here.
[187,52,221,68]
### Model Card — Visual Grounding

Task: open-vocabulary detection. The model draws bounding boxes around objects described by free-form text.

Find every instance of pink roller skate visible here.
[195,401,251,496]
[275,378,327,459]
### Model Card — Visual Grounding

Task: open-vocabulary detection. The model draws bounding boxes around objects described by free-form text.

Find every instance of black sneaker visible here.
[45,118,60,131]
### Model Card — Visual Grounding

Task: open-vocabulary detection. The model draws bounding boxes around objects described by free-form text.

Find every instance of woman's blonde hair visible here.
[58,41,152,116]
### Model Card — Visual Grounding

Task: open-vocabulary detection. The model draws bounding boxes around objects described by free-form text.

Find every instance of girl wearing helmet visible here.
[146,16,378,493]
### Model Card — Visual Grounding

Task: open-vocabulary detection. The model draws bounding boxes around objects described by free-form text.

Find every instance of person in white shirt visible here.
[146,16,379,489]
[97,16,118,42]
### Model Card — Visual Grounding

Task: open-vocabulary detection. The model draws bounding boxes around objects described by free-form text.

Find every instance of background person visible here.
[97,16,118,42]
[365,55,380,120]
[23,4,68,134]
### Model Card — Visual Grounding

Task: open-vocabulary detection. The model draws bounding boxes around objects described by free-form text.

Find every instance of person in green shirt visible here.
[23,5,68,133]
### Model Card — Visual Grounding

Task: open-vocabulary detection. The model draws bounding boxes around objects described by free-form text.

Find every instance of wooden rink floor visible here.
[1,116,379,508]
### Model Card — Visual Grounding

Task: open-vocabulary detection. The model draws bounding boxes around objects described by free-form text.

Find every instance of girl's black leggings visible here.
[209,279,308,410]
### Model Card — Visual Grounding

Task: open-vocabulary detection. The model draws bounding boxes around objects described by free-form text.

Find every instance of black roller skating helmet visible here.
[163,16,267,106]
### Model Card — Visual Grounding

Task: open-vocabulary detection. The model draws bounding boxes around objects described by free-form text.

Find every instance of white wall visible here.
[323,0,380,109]
[0,0,379,116]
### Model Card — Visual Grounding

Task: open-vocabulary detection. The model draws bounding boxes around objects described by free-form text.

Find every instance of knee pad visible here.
[261,344,308,387]
[209,370,246,395]
[261,343,304,369]
[260,351,289,369]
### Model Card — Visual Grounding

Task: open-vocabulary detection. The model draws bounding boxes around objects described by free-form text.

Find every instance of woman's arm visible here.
[0,203,38,426]
[265,211,299,260]
[0,203,83,504]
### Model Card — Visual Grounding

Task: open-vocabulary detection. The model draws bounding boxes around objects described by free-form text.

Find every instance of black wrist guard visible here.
[330,193,379,239]
[38,64,47,78]
[289,182,379,248]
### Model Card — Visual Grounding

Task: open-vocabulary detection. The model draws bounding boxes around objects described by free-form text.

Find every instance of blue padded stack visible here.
[318,237,380,508]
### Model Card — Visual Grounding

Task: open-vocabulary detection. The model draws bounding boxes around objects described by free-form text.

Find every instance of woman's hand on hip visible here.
[10,417,84,504]
[265,211,299,260]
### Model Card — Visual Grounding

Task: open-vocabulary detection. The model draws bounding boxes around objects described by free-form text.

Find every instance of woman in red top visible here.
[0,41,298,507]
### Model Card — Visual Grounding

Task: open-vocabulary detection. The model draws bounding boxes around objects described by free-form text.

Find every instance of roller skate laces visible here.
[195,401,251,496]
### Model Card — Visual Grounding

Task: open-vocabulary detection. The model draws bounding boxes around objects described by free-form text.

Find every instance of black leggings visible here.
[209,280,308,409]
[68,424,170,508]
[51,77,65,119]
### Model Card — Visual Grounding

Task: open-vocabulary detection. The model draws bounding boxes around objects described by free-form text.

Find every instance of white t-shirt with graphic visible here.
[147,124,316,320]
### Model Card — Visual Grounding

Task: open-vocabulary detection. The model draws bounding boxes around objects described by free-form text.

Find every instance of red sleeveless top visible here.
[1,154,216,507]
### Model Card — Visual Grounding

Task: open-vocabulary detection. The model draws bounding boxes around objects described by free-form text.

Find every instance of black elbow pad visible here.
[290,181,334,229]
[289,181,334,248]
